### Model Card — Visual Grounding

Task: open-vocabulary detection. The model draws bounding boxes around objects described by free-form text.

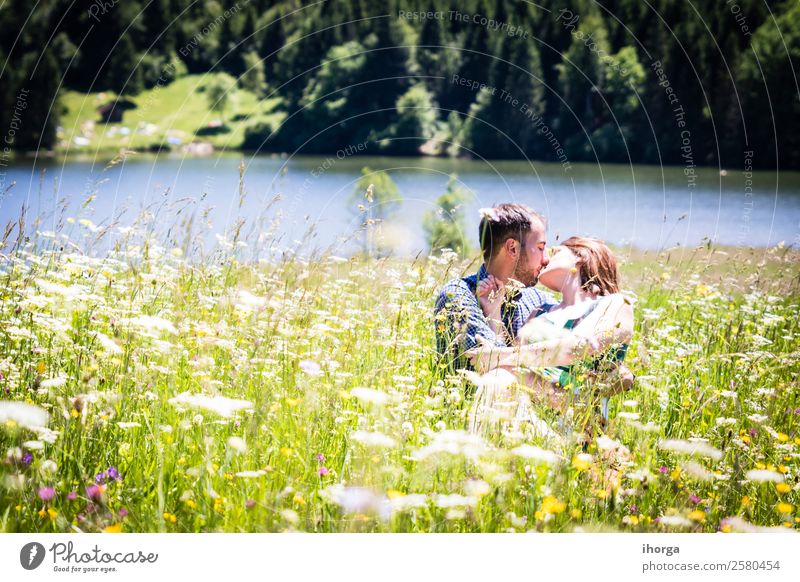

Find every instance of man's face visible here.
[513,224,549,286]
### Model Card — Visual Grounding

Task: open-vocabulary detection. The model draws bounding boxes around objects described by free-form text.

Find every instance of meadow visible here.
[0,218,798,533]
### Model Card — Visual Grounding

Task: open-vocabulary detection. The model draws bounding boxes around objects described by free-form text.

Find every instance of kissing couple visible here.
[434,203,635,446]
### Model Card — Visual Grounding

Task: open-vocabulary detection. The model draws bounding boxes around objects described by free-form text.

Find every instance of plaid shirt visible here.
[434,264,555,368]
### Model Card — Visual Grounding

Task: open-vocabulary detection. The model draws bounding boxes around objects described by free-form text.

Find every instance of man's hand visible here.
[466,335,505,373]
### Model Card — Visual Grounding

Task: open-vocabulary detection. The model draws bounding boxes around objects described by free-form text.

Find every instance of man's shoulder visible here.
[434,275,477,309]
[519,286,556,306]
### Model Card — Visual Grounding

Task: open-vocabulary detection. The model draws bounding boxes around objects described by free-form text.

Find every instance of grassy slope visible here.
[57,74,284,154]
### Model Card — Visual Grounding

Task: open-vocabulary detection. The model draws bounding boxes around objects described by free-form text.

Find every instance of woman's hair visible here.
[561,236,620,295]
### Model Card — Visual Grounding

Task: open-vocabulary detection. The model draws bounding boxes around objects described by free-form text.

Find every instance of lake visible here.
[1,153,798,258]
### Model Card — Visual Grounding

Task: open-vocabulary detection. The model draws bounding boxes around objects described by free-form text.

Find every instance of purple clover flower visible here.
[38,486,55,502]
[107,466,120,482]
[689,494,701,505]
[86,484,102,501]
[318,467,329,477]
[118,507,129,518]
[316,453,325,463]
[67,491,78,501]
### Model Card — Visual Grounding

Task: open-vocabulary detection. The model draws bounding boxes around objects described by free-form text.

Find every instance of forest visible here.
[0,0,798,168]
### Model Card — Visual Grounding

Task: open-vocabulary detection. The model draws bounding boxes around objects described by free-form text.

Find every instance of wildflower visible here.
[687,510,706,522]
[280,447,293,458]
[318,467,329,477]
[163,512,177,524]
[299,360,322,376]
[118,507,128,518]
[657,515,692,528]
[245,499,256,510]
[234,470,266,478]
[572,454,593,471]
[658,466,669,474]
[86,484,104,501]
[0,401,49,430]
[740,496,751,508]
[435,494,479,509]
[412,430,488,462]
[777,503,793,514]
[745,469,784,483]
[316,453,325,463]
[67,491,77,501]
[38,487,55,502]
[227,436,247,454]
[658,439,723,461]
[103,524,122,533]
[623,515,640,526]
[689,495,701,505]
[541,496,566,515]
[464,479,491,497]
[350,387,390,406]
[168,392,253,418]
[510,444,560,465]
[775,483,791,494]
[351,430,396,448]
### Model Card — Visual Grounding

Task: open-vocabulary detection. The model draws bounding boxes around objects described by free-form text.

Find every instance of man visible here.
[434,203,633,393]
[434,203,553,368]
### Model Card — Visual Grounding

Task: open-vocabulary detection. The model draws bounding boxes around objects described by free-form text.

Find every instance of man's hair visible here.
[478,203,545,262]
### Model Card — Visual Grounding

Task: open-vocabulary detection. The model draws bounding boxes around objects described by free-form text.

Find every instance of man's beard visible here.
[513,256,539,287]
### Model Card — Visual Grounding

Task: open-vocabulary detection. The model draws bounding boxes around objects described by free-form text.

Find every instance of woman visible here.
[466,236,634,441]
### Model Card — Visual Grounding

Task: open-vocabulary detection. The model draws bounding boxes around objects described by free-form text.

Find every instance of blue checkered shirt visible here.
[434,264,555,367]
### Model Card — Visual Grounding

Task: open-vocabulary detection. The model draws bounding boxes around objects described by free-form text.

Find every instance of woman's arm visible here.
[469,294,633,372]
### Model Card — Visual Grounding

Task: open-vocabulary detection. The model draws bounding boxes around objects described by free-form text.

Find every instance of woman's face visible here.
[537,245,579,291]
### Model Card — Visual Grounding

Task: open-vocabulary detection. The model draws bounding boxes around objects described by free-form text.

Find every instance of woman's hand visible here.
[477,275,504,319]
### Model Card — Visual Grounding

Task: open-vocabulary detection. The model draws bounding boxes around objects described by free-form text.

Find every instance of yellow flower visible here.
[5,420,17,429]
[572,454,592,471]
[794,437,800,446]
[184,499,196,509]
[777,433,789,443]
[103,523,122,533]
[740,434,751,444]
[755,462,766,470]
[695,284,711,297]
[280,447,293,458]
[223,472,234,481]
[670,467,681,481]
[777,503,794,514]
[720,523,732,533]
[163,512,177,524]
[387,490,405,500]
[776,483,791,494]
[778,465,789,474]
[570,508,582,519]
[687,510,705,522]
[740,496,751,508]
[534,510,545,521]
[293,493,306,506]
[541,496,565,515]
[37,362,46,374]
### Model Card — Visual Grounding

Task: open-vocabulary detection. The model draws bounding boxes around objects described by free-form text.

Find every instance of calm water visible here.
[1,153,798,257]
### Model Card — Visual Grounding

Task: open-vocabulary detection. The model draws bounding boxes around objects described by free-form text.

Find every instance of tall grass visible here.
[0,197,798,533]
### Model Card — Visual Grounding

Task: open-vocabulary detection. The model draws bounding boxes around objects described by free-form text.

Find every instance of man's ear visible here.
[505,238,518,258]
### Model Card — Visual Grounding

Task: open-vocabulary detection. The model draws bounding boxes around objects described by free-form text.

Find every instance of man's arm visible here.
[470,294,633,371]
[434,281,506,363]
